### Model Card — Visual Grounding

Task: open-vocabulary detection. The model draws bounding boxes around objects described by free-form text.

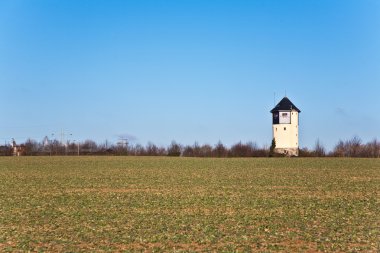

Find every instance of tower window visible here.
[284,127,286,130]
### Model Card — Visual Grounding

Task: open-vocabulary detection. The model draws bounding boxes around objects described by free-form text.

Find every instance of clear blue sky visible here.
[1,0,379,151]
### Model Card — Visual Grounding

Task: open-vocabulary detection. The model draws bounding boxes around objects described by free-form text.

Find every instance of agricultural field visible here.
[0,157,379,252]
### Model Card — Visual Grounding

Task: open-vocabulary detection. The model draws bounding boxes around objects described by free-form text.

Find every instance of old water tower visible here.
[270,97,301,156]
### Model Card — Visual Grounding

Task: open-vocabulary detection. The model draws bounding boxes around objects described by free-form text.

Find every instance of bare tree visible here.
[314,139,326,157]
[366,139,380,158]
[81,140,98,155]
[199,144,213,157]
[299,147,313,157]
[146,142,160,156]
[24,139,39,156]
[213,141,228,157]
[182,145,195,157]
[0,144,12,156]
[348,136,362,157]
[229,142,256,157]
[167,141,182,156]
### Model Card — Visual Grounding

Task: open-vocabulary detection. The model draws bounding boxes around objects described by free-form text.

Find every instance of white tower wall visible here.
[272,110,299,156]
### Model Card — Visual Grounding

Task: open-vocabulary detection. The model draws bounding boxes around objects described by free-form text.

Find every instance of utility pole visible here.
[74,140,80,156]
[53,130,72,155]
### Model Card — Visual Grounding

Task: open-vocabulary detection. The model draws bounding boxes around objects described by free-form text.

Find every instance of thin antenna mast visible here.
[60,129,64,145]
[273,92,276,106]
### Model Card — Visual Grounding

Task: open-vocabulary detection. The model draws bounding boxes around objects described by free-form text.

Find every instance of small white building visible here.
[270,97,301,156]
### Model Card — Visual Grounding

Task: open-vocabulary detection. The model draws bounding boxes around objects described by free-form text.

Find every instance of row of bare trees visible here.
[330,137,380,158]
[0,137,379,157]
[299,137,380,157]
[181,141,269,157]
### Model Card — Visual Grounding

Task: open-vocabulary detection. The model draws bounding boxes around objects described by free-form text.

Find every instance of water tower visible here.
[270,97,301,156]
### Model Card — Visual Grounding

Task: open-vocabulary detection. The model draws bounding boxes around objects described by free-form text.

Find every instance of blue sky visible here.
[1,0,379,151]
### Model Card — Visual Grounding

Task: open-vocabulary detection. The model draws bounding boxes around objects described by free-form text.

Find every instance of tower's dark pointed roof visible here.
[270,97,301,113]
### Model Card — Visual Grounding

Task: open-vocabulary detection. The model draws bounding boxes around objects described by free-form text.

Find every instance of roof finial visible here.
[285,90,287,97]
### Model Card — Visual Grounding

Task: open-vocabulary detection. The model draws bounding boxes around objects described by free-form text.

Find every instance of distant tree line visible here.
[299,137,380,158]
[0,136,379,158]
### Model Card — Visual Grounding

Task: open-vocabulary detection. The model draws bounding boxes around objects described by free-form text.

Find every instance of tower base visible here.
[274,148,299,157]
